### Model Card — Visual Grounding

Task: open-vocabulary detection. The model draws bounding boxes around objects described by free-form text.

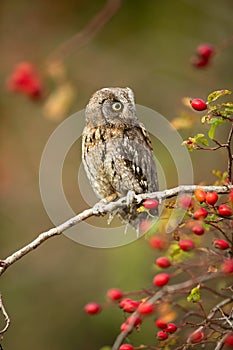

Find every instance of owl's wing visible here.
[105,122,158,196]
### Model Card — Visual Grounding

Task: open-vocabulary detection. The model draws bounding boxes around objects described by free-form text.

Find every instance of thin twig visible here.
[226,124,233,183]
[0,184,232,277]
[47,0,124,63]
[0,294,10,334]
[112,273,222,350]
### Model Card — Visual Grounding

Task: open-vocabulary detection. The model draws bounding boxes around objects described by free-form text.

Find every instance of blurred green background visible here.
[0,0,233,349]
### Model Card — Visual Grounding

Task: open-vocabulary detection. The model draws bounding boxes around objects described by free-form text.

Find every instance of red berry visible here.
[138,302,155,315]
[156,257,171,268]
[218,204,232,217]
[189,329,205,343]
[197,44,214,59]
[119,298,140,313]
[179,239,195,251]
[84,302,101,315]
[155,318,167,329]
[153,273,170,287]
[119,344,134,350]
[107,288,123,301]
[214,239,229,250]
[190,98,208,111]
[222,259,233,274]
[126,314,142,327]
[206,192,218,205]
[6,62,43,99]
[178,195,192,209]
[164,323,177,334]
[192,56,209,68]
[224,332,233,347]
[229,190,233,204]
[149,236,167,250]
[192,225,205,235]
[193,208,208,220]
[194,189,206,203]
[139,219,151,233]
[120,322,132,333]
[157,331,168,340]
[143,198,159,209]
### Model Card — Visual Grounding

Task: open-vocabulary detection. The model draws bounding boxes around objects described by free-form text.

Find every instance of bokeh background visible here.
[0,0,233,349]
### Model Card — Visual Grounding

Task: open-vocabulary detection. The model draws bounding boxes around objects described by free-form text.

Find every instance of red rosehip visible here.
[164,323,177,334]
[153,273,170,287]
[214,239,229,250]
[218,204,232,217]
[119,344,134,350]
[224,332,233,347]
[126,314,142,327]
[179,239,195,251]
[190,98,208,111]
[6,62,43,99]
[192,225,205,236]
[194,189,206,203]
[138,302,155,315]
[156,257,171,268]
[192,56,209,68]
[119,298,140,313]
[155,318,167,329]
[143,198,159,209]
[84,302,101,315]
[107,288,123,301]
[189,329,205,343]
[149,236,167,250]
[222,259,233,274]
[193,208,208,220]
[178,195,192,209]
[197,44,214,59]
[157,331,168,340]
[139,219,151,233]
[205,192,218,205]
[229,190,233,204]
[120,322,132,333]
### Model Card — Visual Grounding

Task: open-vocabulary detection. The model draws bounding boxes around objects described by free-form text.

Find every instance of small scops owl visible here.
[82,87,158,230]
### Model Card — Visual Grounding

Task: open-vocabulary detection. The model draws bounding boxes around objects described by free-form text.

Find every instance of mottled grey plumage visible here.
[82,87,158,230]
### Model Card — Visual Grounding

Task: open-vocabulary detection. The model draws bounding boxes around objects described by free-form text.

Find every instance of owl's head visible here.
[85,87,137,126]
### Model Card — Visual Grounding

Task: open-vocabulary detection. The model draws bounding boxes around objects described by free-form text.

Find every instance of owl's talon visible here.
[126,190,136,206]
[92,200,107,216]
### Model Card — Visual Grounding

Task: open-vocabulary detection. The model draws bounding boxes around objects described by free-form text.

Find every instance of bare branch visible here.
[0,294,10,335]
[48,0,124,63]
[112,272,223,350]
[0,184,232,277]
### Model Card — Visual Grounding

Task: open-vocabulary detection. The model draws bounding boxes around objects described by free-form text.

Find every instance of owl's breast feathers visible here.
[82,122,153,155]
[82,122,157,199]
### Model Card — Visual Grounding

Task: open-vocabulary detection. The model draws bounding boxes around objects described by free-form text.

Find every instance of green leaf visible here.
[187,285,201,303]
[208,123,217,139]
[207,89,231,104]
[198,138,209,146]
[194,133,209,146]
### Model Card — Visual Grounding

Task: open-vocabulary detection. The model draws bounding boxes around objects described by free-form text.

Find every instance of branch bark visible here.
[0,184,232,277]
[0,294,10,335]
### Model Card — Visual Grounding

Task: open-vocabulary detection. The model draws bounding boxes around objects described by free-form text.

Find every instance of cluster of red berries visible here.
[6,62,43,99]
[155,319,177,340]
[84,188,233,349]
[191,43,215,68]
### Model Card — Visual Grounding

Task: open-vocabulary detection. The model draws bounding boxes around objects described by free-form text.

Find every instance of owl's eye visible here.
[111,101,123,111]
